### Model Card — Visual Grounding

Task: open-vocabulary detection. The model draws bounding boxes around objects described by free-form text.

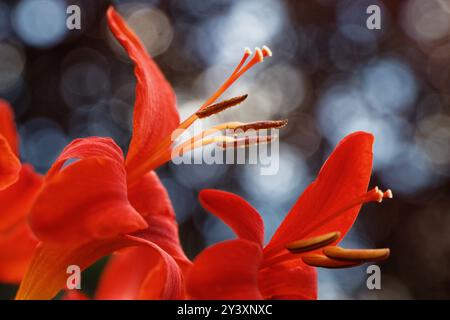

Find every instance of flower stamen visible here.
[173,119,285,155]
[262,187,393,260]
[179,136,236,156]
[196,95,248,119]
[301,246,390,269]
[234,119,288,132]
[302,254,363,269]
[128,46,273,184]
[285,231,340,253]
[218,135,277,149]
[323,246,390,262]
[260,231,340,269]
[178,46,268,132]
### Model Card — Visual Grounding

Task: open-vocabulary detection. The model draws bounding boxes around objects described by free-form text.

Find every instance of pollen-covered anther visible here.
[285,231,341,253]
[196,95,248,119]
[234,119,288,132]
[302,254,362,269]
[323,246,390,262]
[218,135,277,149]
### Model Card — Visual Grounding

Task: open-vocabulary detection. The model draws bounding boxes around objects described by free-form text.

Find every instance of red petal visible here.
[95,247,159,300]
[0,164,42,232]
[96,244,184,300]
[267,132,374,250]
[16,236,145,299]
[199,189,265,246]
[0,99,19,155]
[0,134,20,190]
[62,291,90,300]
[29,137,147,245]
[259,259,317,300]
[46,137,125,178]
[106,7,180,179]
[96,173,189,300]
[0,165,42,283]
[137,243,184,300]
[187,239,263,299]
[0,223,38,283]
[15,236,182,300]
[128,172,192,272]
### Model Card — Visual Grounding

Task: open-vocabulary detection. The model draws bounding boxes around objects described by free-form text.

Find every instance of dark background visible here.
[0,0,449,299]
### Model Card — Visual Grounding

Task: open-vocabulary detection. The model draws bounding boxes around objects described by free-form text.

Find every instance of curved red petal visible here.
[0,134,21,190]
[46,137,125,178]
[128,172,191,272]
[187,239,263,300]
[137,242,184,300]
[0,222,38,284]
[29,137,147,245]
[95,246,159,300]
[96,244,183,300]
[259,259,317,300]
[0,164,42,232]
[267,132,374,250]
[96,173,189,300]
[0,99,19,155]
[106,7,180,178]
[15,235,152,300]
[199,189,265,246]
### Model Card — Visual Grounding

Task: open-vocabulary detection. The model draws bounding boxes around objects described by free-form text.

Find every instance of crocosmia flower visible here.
[16,6,283,300]
[186,132,392,299]
[0,100,42,283]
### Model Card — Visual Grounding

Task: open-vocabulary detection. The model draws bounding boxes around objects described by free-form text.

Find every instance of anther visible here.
[234,119,288,132]
[302,254,362,269]
[323,247,390,262]
[196,95,248,119]
[285,231,341,253]
[218,135,277,149]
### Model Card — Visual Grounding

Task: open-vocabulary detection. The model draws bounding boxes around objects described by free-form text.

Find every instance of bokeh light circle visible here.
[13,0,67,48]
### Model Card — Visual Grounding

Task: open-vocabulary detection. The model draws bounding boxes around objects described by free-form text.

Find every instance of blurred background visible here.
[0,0,450,299]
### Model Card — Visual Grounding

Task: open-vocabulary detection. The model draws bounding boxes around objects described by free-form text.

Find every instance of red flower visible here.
[0,100,43,283]
[15,7,184,300]
[186,132,392,299]
[16,6,282,300]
